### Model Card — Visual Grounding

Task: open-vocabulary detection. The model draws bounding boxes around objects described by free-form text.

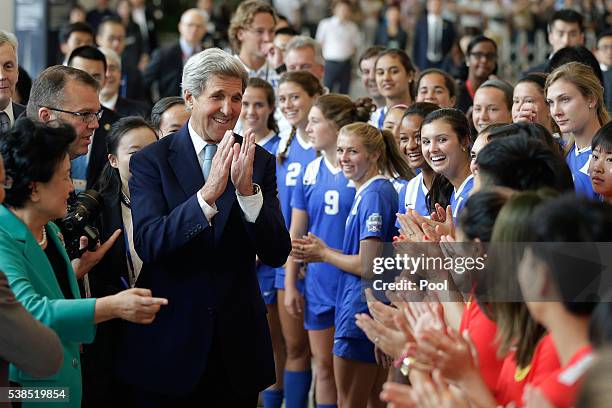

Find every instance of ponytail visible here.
[278,127,297,164]
[426,174,453,214]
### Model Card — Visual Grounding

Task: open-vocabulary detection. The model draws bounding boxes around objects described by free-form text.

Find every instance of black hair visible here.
[475,135,574,192]
[246,77,279,134]
[592,120,612,153]
[597,28,612,45]
[466,35,498,75]
[150,96,185,129]
[549,9,584,33]
[526,194,612,314]
[589,289,612,348]
[547,46,604,88]
[0,117,75,208]
[415,68,458,100]
[421,108,472,213]
[97,116,157,196]
[487,122,563,159]
[402,101,440,121]
[375,49,416,100]
[275,26,298,37]
[67,45,107,73]
[15,66,32,105]
[59,21,94,45]
[458,189,508,242]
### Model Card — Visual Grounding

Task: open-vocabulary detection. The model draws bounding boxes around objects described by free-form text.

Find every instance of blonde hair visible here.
[228,0,276,52]
[339,122,413,180]
[545,62,610,154]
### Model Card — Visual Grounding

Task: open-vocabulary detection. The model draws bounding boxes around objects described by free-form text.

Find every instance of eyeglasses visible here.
[2,175,13,190]
[41,106,103,123]
[469,52,497,61]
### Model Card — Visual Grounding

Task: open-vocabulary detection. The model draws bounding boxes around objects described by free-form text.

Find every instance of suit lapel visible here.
[168,125,205,197]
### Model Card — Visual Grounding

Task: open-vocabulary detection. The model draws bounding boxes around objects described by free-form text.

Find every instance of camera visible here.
[57,190,103,259]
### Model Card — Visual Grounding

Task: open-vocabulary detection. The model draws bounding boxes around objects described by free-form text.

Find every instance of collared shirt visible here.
[1,100,15,127]
[100,93,119,112]
[315,16,360,61]
[235,56,280,88]
[188,119,263,223]
[427,14,443,62]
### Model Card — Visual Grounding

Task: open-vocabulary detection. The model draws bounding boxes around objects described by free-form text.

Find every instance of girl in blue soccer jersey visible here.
[420,108,474,218]
[546,61,610,199]
[382,104,411,193]
[293,123,412,408]
[396,102,439,218]
[275,70,323,408]
[589,121,612,203]
[239,77,285,408]
[286,94,374,408]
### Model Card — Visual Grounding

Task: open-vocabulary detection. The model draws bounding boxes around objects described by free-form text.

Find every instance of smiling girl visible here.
[415,68,457,108]
[545,62,610,199]
[286,94,374,407]
[420,108,474,217]
[293,122,411,408]
[275,70,324,407]
[370,49,416,130]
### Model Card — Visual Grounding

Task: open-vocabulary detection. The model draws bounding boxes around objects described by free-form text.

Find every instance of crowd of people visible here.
[2,0,612,407]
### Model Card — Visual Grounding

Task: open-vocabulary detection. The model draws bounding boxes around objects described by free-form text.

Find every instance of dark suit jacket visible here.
[81,190,128,407]
[117,124,291,397]
[523,61,549,76]
[88,107,121,190]
[605,69,612,115]
[413,15,456,71]
[12,101,25,121]
[143,42,183,100]
[121,64,147,103]
[114,96,150,118]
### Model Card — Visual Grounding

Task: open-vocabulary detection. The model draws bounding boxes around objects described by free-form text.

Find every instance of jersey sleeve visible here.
[358,191,388,241]
[395,184,406,229]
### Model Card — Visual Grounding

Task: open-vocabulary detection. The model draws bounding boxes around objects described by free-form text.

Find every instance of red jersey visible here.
[460,298,505,394]
[496,333,561,407]
[535,345,594,408]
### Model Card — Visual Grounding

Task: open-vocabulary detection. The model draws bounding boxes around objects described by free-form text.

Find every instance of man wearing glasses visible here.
[228,0,278,86]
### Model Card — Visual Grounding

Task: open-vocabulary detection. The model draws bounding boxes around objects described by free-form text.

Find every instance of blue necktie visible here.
[201,144,217,182]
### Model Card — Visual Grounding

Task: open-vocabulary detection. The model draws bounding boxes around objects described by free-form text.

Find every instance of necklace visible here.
[38,226,47,247]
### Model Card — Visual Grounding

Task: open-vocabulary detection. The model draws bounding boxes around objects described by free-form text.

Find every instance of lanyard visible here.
[466,79,476,100]
[378,107,387,129]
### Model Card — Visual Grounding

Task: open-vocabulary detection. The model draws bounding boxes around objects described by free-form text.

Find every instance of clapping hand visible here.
[291,232,328,263]
[200,130,235,204]
[231,128,257,196]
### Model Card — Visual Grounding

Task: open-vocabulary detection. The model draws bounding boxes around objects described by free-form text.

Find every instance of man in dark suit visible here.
[412,0,456,71]
[143,8,207,101]
[99,47,149,118]
[0,30,25,131]
[118,48,290,406]
[524,9,585,75]
[67,45,121,191]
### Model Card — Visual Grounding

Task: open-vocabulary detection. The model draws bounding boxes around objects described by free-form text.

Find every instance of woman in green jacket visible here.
[0,118,167,407]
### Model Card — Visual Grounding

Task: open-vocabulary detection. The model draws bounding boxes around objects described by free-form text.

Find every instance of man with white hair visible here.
[118,48,290,406]
[284,35,325,81]
[98,47,149,117]
[0,30,24,132]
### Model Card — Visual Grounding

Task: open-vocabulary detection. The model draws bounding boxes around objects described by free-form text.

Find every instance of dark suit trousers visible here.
[127,321,259,407]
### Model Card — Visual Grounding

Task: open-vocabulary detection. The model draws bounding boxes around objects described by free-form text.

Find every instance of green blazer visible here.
[0,205,96,408]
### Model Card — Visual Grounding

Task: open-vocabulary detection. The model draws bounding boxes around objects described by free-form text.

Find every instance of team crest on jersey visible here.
[366,213,382,232]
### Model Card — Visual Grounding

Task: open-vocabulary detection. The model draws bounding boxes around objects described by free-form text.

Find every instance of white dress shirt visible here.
[1,101,15,127]
[316,16,360,61]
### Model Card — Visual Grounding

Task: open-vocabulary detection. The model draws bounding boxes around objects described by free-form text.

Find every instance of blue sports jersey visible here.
[335,176,398,340]
[276,130,317,228]
[256,131,282,301]
[369,106,387,129]
[450,174,474,219]
[292,156,356,308]
[396,173,430,229]
[566,145,597,198]
[275,130,317,288]
[390,177,409,194]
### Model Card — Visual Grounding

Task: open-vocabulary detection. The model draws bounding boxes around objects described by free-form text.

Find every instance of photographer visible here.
[26,64,121,283]
[0,118,167,408]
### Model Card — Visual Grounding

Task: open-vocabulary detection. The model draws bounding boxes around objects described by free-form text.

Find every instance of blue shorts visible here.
[333,337,376,364]
[257,265,278,305]
[274,267,305,293]
[304,302,335,331]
